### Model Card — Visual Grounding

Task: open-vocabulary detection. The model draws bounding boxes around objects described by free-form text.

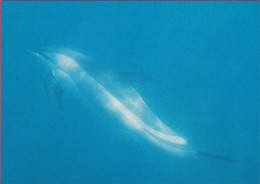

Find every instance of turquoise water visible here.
[2,2,259,184]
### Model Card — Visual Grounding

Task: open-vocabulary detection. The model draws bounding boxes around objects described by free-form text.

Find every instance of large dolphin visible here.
[31,46,235,162]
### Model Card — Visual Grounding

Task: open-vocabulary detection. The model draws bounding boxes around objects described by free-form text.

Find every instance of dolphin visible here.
[30,46,235,163]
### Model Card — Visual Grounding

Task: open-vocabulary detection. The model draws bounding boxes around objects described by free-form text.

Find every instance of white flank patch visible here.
[56,54,79,70]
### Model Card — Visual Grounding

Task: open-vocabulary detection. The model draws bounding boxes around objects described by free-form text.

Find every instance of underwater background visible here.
[1,1,259,184]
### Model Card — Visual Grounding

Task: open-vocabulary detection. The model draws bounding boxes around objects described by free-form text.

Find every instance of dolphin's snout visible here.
[28,49,36,55]
[29,47,48,60]
[29,47,38,55]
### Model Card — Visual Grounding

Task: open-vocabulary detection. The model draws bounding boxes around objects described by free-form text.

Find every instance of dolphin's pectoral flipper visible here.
[44,72,64,109]
[55,83,63,110]
[44,74,53,102]
[197,151,235,163]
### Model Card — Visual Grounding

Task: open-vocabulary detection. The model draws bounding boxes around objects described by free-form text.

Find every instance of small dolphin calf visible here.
[31,46,234,162]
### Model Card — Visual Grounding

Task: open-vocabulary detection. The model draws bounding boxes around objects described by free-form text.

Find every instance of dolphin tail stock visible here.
[196,151,235,163]
[44,71,64,110]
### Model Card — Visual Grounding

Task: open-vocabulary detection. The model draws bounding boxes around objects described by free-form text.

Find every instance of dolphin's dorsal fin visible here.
[118,71,153,85]
[44,72,63,110]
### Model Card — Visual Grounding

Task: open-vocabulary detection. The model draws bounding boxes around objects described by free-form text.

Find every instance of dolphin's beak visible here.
[29,49,42,58]
[29,48,37,54]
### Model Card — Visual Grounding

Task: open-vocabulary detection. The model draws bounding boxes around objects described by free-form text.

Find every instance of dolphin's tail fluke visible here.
[197,151,235,163]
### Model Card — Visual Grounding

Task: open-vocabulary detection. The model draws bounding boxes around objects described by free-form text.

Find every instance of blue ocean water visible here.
[1,1,259,184]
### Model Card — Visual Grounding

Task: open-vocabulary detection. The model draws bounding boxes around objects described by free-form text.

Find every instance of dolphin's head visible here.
[30,46,80,72]
[30,47,55,65]
[30,47,56,71]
